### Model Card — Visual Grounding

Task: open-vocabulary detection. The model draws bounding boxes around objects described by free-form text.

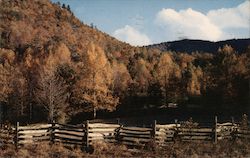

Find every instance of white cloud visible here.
[207,1,250,29]
[113,25,151,46]
[154,1,249,42]
[112,1,249,44]
[155,8,222,41]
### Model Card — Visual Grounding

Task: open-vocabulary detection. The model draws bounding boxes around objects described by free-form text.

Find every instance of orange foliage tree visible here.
[71,43,119,118]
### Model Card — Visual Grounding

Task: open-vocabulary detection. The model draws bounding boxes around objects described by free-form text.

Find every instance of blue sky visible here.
[51,0,250,46]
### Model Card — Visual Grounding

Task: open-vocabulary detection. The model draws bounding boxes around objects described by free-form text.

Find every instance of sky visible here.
[51,0,250,46]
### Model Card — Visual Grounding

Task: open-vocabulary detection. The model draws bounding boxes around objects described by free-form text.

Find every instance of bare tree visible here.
[36,67,69,123]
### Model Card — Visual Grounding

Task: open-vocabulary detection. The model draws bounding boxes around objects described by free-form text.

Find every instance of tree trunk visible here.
[93,108,96,119]
[29,103,32,122]
[49,108,54,123]
[20,87,24,116]
[164,73,168,105]
[28,76,33,122]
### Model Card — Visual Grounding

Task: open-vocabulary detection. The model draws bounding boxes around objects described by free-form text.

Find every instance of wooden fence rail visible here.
[155,123,178,145]
[117,126,152,146]
[53,123,84,146]
[87,122,119,148]
[0,117,249,149]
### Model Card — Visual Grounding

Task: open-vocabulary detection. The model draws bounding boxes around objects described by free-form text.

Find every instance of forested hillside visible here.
[147,39,250,54]
[0,0,250,124]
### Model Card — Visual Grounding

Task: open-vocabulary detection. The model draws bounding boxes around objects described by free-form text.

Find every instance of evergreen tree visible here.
[67,5,71,12]
[62,3,66,9]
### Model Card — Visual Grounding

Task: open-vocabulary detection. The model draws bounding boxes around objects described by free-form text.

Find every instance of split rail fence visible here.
[0,117,249,149]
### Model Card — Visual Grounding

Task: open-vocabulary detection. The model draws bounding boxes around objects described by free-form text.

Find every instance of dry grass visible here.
[140,139,250,158]
[89,141,132,157]
[0,140,250,157]
[0,142,85,158]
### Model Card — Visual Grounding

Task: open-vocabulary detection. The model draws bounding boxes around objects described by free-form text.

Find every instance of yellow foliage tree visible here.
[156,53,181,104]
[112,61,132,97]
[72,43,118,118]
[0,49,16,102]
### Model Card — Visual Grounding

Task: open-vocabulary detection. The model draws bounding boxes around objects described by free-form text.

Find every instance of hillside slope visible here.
[0,0,137,122]
[0,0,135,63]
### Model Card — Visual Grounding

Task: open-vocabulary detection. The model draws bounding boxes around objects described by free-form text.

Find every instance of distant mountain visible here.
[147,39,250,54]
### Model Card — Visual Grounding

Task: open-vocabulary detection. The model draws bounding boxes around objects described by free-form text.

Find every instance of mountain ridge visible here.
[146,38,250,54]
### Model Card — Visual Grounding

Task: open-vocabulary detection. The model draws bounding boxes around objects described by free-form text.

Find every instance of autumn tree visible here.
[21,47,42,122]
[111,61,132,98]
[227,47,250,106]
[216,45,238,102]
[0,49,16,102]
[0,49,16,123]
[177,53,194,69]
[0,62,11,123]
[0,62,12,103]
[36,43,72,123]
[8,68,29,121]
[71,43,118,118]
[184,63,203,96]
[202,45,246,107]
[123,55,154,109]
[131,58,152,95]
[155,53,181,104]
[245,47,250,108]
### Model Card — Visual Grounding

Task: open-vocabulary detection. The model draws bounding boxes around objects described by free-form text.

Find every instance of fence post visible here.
[85,120,89,149]
[82,123,85,148]
[117,118,120,125]
[50,120,55,144]
[231,117,235,125]
[214,116,217,144]
[15,122,19,150]
[152,120,156,139]
[175,119,178,131]
[174,119,178,141]
[231,117,236,140]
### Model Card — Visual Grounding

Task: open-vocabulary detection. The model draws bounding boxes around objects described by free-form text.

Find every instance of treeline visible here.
[120,45,250,111]
[1,44,250,123]
[0,0,250,124]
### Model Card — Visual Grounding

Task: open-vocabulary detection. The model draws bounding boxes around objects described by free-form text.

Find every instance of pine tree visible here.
[67,5,71,12]
[62,3,66,9]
